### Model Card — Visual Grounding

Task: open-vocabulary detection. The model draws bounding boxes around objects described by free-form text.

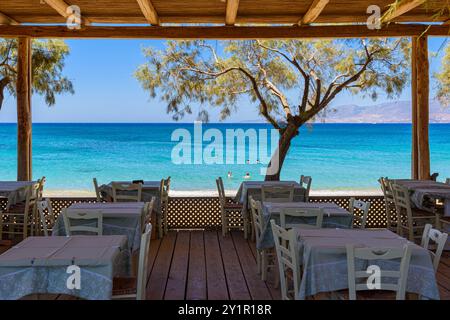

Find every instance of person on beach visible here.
[244,172,251,179]
[227,171,232,179]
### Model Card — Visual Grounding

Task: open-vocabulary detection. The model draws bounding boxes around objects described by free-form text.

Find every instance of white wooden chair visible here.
[37,198,54,236]
[299,175,312,202]
[249,196,276,282]
[61,208,103,236]
[216,177,244,237]
[112,182,142,202]
[445,178,450,185]
[93,178,102,202]
[346,244,412,300]
[279,208,324,229]
[142,197,155,230]
[0,183,41,240]
[158,177,171,238]
[261,185,295,203]
[421,223,448,272]
[270,220,301,300]
[378,177,399,233]
[392,183,438,243]
[349,198,371,229]
[112,223,152,300]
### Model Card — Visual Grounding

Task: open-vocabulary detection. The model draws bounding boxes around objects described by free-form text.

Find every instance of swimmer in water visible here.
[244,172,251,179]
[227,171,232,178]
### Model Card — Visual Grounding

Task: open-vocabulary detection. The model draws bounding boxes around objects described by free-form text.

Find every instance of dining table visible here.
[394,179,450,216]
[0,235,130,300]
[295,228,440,300]
[258,202,353,249]
[52,202,147,252]
[234,181,307,218]
[0,181,37,209]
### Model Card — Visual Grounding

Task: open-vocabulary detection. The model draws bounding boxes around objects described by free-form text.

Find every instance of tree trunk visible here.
[264,121,299,181]
[0,77,10,110]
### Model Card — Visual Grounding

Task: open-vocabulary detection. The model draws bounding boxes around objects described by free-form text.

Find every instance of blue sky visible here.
[0,37,448,123]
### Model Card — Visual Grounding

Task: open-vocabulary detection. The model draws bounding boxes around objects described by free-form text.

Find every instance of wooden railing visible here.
[1,195,392,229]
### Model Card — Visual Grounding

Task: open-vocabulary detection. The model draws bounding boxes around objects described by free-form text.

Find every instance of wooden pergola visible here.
[0,0,449,182]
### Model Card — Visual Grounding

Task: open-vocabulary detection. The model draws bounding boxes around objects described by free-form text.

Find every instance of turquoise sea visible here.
[0,123,449,192]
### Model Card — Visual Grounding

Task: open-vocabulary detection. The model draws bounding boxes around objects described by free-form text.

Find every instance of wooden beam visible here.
[44,0,91,25]
[0,12,19,25]
[299,0,329,25]
[136,0,159,25]
[411,37,418,179]
[226,0,240,26]
[382,0,426,22]
[17,37,32,181]
[0,25,448,39]
[415,36,430,180]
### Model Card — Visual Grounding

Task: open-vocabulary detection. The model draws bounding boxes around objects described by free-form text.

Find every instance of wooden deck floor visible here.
[146,230,450,300]
[3,230,450,300]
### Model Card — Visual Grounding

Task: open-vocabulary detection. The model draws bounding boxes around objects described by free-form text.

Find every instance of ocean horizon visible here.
[1,123,449,194]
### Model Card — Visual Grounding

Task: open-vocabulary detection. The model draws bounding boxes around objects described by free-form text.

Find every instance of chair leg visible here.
[256,249,261,275]
[243,217,248,240]
[261,251,268,282]
[163,202,169,235]
[157,214,163,239]
[222,212,226,237]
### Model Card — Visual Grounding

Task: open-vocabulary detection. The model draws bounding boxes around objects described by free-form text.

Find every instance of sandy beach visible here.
[43,188,383,198]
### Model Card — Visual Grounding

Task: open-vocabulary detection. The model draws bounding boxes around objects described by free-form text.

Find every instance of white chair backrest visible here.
[93,178,101,202]
[62,208,103,236]
[270,220,301,300]
[346,244,412,300]
[299,175,312,201]
[261,185,295,203]
[137,223,152,300]
[446,178,450,185]
[160,177,170,202]
[37,198,54,236]
[280,208,324,229]
[216,177,226,207]
[349,198,371,229]
[37,176,46,199]
[249,196,264,245]
[379,177,395,203]
[112,182,142,202]
[421,224,448,272]
[391,183,412,215]
[142,197,155,227]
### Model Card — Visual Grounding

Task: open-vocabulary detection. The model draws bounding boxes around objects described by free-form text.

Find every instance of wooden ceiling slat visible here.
[382,0,427,22]
[299,0,329,25]
[0,24,447,39]
[226,0,240,26]
[0,11,19,25]
[136,0,159,25]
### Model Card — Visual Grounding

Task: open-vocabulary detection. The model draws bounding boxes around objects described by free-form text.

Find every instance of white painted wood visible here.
[421,223,448,272]
[112,182,142,202]
[62,208,103,236]
[299,175,312,202]
[112,223,152,300]
[216,177,243,237]
[445,178,450,185]
[93,178,101,202]
[346,244,412,300]
[378,177,399,233]
[349,198,371,229]
[261,185,295,203]
[270,220,301,300]
[391,183,438,242]
[279,208,324,229]
[37,198,54,236]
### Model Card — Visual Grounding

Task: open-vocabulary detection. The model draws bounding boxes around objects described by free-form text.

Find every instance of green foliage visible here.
[0,39,74,109]
[135,39,409,128]
[435,43,450,107]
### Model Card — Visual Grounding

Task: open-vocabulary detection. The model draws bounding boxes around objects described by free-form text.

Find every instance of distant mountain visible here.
[321,100,450,123]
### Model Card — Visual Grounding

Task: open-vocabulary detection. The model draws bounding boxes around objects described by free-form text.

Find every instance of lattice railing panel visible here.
[0,195,392,230]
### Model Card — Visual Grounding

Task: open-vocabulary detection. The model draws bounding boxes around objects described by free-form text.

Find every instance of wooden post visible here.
[415,35,430,180]
[16,37,32,181]
[411,37,418,179]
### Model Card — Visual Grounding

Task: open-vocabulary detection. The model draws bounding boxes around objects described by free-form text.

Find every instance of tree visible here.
[0,39,74,110]
[135,39,409,180]
[435,43,449,107]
